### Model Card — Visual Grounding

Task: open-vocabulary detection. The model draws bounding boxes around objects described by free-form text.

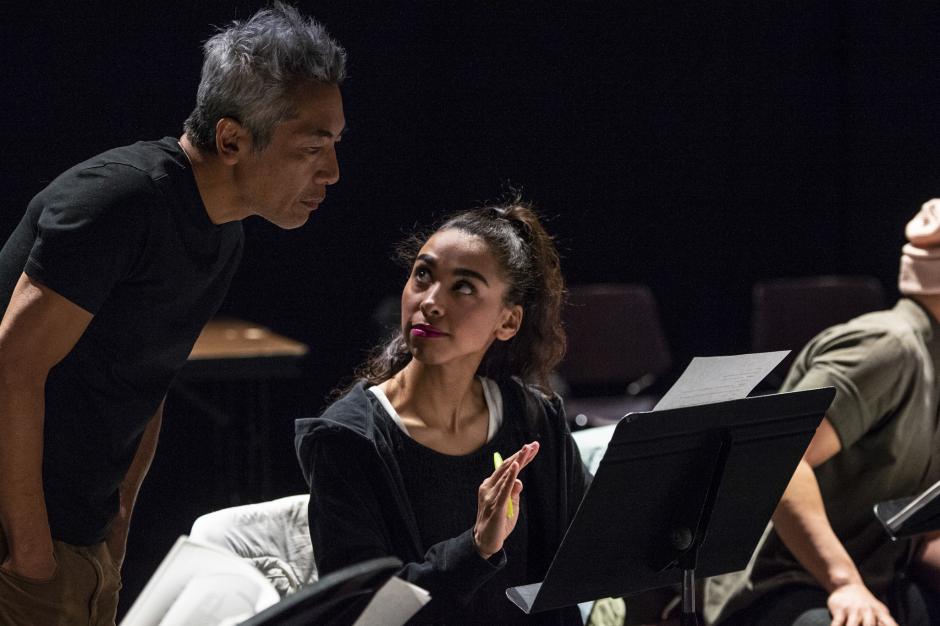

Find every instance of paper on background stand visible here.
[572,351,790,473]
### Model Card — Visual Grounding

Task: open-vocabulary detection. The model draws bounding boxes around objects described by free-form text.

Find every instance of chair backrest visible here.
[190,494,315,598]
[751,275,886,358]
[559,283,672,389]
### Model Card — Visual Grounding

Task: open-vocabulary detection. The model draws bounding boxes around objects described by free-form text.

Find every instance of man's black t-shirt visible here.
[0,137,244,545]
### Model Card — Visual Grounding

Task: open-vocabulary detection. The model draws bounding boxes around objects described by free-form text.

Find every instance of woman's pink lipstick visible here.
[410,324,446,338]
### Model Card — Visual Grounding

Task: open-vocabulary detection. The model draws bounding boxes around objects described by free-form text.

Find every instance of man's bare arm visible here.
[772,417,896,625]
[0,273,91,578]
[106,399,163,569]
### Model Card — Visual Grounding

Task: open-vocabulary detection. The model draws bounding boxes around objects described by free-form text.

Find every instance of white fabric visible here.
[189,494,314,598]
[367,377,504,443]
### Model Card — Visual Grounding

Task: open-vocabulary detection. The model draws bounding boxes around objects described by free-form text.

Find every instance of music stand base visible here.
[680,567,699,626]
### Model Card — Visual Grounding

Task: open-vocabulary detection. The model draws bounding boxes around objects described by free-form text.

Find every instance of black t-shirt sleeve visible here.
[25,164,152,314]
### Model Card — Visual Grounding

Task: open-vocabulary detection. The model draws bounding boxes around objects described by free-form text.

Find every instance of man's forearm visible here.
[0,374,54,568]
[0,273,93,575]
[107,401,163,566]
[772,459,863,591]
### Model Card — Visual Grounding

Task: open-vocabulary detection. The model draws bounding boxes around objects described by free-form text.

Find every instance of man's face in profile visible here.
[239,81,346,229]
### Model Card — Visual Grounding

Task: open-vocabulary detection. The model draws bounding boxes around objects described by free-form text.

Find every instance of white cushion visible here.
[190,494,315,597]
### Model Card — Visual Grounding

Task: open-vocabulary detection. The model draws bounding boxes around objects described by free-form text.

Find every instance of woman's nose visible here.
[420,285,443,317]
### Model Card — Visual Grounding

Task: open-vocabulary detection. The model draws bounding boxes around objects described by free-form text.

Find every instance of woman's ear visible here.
[495,305,523,341]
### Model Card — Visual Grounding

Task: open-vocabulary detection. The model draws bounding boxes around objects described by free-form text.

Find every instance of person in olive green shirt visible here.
[708,202,940,626]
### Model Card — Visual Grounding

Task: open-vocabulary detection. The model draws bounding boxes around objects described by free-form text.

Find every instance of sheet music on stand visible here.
[653,350,790,411]
[573,351,789,474]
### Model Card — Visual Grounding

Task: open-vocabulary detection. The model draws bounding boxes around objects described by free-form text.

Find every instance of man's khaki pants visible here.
[0,526,121,626]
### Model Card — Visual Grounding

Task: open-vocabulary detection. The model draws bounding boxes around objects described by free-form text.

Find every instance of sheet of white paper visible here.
[572,424,616,475]
[353,576,430,626]
[120,536,279,626]
[569,352,791,473]
[653,351,789,411]
[157,573,266,626]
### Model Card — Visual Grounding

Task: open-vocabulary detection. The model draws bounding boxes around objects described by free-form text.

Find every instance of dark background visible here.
[4,1,940,617]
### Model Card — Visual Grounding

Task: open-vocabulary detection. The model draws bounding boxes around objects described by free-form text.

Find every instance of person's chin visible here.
[270,211,311,230]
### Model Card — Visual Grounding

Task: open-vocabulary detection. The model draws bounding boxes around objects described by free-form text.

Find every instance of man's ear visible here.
[495,305,523,341]
[215,117,250,165]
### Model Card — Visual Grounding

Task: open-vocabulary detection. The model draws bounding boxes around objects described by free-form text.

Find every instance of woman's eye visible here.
[455,281,474,295]
[413,267,430,282]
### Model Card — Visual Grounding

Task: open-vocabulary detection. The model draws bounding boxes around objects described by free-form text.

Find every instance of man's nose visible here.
[315,144,340,185]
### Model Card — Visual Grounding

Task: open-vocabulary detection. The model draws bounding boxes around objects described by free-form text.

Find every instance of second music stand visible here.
[507,387,835,625]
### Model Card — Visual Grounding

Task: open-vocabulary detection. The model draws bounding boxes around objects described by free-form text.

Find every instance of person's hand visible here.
[473,441,540,559]
[1,548,57,581]
[827,582,897,626]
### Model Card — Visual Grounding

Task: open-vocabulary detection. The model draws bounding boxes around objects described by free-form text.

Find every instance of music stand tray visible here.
[507,387,835,624]
[241,557,401,626]
[875,478,940,540]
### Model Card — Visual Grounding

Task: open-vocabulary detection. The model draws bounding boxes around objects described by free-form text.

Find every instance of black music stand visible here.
[507,387,835,625]
[874,479,940,541]
[241,557,402,626]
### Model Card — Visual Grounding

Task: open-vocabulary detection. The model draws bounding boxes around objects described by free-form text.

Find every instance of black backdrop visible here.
[5,1,940,616]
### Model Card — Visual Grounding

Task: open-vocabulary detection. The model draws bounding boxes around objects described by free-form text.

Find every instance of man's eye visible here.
[305,147,323,154]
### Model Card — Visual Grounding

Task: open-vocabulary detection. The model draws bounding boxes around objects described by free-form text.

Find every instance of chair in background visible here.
[189,494,315,598]
[751,275,886,388]
[559,283,672,427]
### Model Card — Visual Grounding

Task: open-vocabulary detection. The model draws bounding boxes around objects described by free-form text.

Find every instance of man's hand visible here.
[1,547,57,581]
[828,582,896,626]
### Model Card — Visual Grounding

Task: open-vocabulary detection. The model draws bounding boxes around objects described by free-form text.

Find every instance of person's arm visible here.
[772,417,897,626]
[0,273,92,579]
[105,399,164,570]
[911,530,940,594]
[304,431,537,620]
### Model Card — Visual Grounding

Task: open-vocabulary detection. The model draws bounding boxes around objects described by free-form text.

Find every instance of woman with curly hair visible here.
[296,200,587,624]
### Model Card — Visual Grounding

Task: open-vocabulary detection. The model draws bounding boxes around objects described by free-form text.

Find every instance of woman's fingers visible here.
[500,441,540,474]
[497,461,518,499]
[473,451,533,558]
[480,441,539,521]
[490,461,519,517]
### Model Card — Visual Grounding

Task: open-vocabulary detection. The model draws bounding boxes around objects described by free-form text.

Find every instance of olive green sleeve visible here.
[783,329,914,449]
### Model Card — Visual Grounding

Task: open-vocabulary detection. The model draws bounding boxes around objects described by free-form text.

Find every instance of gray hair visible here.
[183,2,346,153]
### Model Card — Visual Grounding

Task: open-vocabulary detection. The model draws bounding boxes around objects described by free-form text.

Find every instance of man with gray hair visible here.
[0,4,346,623]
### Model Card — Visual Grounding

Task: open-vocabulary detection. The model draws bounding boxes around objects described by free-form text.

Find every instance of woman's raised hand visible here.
[473,441,540,559]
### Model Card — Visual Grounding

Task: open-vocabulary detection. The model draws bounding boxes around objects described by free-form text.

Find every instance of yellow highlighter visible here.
[493,452,514,518]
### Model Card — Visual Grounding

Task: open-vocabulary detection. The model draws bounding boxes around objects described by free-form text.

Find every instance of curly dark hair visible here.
[353,198,566,394]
